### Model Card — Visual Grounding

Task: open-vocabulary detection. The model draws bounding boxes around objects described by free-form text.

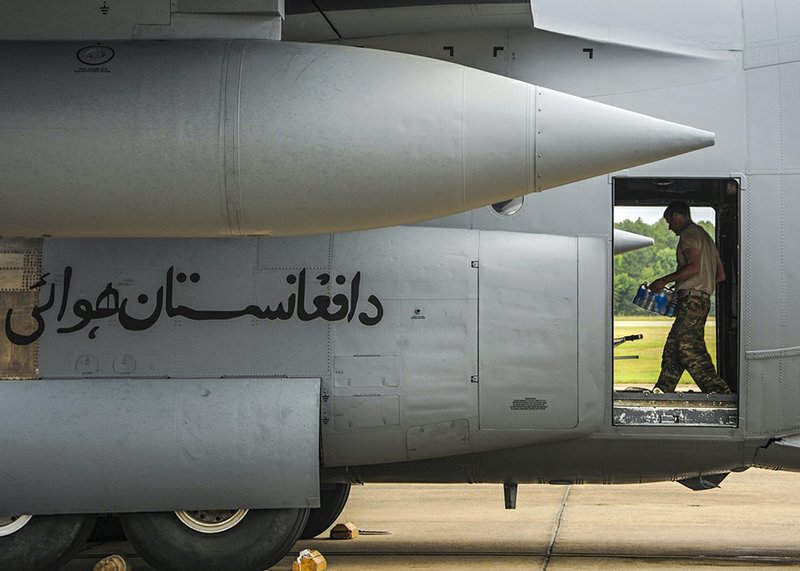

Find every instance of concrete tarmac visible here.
[69,469,800,570]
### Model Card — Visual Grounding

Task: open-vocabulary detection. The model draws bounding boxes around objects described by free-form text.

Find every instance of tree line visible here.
[614,218,716,316]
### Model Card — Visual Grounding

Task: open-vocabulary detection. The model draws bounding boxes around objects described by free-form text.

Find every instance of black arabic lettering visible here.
[327,293,350,321]
[166,267,260,321]
[117,288,164,331]
[347,272,361,322]
[295,269,316,322]
[95,282,120,313]
[160,267,382,326]
[58,281,164,337]
[358,295,384,326]
[56,298,94,334]
[4,274,55,346]
[166,266,303,321]
[56,266,72,321]
[5,266,385,344]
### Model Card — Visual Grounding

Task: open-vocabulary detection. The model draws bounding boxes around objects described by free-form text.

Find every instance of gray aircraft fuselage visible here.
[1,0,800,521]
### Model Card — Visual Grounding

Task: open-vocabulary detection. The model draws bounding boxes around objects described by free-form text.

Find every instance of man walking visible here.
[650,201,732,394]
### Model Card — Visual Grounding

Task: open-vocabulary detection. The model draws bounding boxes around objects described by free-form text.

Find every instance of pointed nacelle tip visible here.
[533,88,720,194]
[655,121,715,157]
[614,229,655,255]
[697,129,717,149]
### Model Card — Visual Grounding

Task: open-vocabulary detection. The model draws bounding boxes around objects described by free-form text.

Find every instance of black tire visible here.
[0,514,96,571]
[300,483,351,539]
[120,508,309,571]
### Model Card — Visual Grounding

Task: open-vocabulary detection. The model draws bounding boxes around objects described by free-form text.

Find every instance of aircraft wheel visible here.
[0,513,96,571]
[300,483,351,539]
[121,507,310,571]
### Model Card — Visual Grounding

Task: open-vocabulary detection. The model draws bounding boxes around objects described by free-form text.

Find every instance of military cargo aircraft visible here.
[1,1,799,570]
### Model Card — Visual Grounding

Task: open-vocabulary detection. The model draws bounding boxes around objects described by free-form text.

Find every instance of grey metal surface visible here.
[0,377,320,514]
[383,0,798,448]
[0,40,711,238]
[1,0,800,514]
[337,431,748,485]
[36,238,332,379]
[284,2,533,42]
[0,0,283,41]
[325,227,479,466]
[2,227,615,475]
[478,232,578,430]
[530,0,742,50]
[575,235,609,436]
[754,433,800,471]
[331,16,741,179]
[740,0,800,438]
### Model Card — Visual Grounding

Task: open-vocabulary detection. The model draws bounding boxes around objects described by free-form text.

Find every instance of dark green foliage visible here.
[614,218,716,316]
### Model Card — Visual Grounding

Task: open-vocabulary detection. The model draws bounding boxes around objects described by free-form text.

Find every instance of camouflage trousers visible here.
[654,295,731,394]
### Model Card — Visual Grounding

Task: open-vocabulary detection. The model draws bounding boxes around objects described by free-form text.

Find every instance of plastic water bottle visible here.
[655,290,669,315]
[665,290,678,317]
[632,283,648,308]
[643,289,657,312]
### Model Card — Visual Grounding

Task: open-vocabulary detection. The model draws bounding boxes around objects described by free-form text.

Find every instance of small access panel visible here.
[478,232,603,430]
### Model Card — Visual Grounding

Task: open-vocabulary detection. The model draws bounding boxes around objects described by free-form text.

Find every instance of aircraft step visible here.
[613,391,737,426]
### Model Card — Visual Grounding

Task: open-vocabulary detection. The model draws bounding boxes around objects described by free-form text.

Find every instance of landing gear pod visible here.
[0,377,320,570]
[0,378,320,514]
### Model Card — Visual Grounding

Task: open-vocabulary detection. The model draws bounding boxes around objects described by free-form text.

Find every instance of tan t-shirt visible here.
[675,223,720,294]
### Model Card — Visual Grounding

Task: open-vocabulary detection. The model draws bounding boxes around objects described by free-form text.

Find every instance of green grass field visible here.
[613,316,717,388]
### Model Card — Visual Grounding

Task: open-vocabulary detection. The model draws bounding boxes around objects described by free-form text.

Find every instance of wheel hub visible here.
[175,509,249,534]
[0,514,33,537]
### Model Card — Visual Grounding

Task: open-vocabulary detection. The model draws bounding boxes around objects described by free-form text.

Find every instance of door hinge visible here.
[471,375,479,383]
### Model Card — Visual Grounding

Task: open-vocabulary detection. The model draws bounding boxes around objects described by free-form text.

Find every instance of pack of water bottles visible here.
[632,283,678,317]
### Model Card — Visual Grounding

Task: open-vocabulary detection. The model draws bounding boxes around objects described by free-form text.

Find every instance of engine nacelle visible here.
[0,41,712,237]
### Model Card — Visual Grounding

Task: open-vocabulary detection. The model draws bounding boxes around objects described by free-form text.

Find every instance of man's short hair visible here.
[664,200,691,220]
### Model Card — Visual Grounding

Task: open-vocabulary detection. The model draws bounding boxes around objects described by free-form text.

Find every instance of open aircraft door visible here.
[478,232,607,430]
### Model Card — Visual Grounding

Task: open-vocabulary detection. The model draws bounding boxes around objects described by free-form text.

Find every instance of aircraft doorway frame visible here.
[611,176,740,427]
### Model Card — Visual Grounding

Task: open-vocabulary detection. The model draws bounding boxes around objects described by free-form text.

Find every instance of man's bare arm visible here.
[650,247,701,292]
